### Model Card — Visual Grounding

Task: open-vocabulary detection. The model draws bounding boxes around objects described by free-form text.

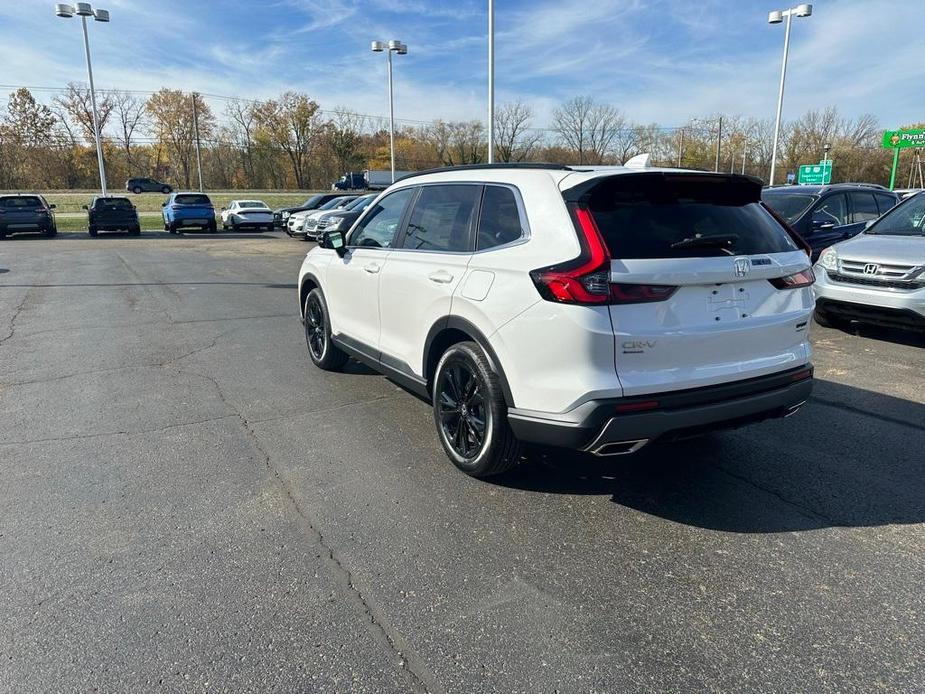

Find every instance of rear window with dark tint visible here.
[96,198,133,210]
[0,196,43,208]
[174,194,211,205]
[586,174,798,259]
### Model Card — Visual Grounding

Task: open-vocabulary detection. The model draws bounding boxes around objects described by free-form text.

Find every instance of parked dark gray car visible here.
[0,194,57,238]
[84,196,141,236]
[126,177,172,194]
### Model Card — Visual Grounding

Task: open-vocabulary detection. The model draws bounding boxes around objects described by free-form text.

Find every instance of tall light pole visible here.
[55,3,110,196]
[487,0,495,164]
[371,40,407,183]
[768,4,813,186]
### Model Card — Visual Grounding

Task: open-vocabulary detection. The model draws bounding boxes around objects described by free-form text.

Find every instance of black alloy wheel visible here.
[303,288,348,370]
[432,342,521,477]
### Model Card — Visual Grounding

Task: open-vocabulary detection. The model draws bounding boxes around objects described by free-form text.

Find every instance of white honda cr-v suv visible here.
[298,162,816,477]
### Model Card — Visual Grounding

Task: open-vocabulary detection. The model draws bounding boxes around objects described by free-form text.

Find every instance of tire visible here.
[167,222,177,235]
[46,225,57,238]
[432,341,521,477]
[130,225,141,236]
[88,226,98,237]
[132,186,142,194]
[304,288,348,371]
[814,308,840,329]
[208,221,217,234]
[161,186,170,194]
[231,220,239,232]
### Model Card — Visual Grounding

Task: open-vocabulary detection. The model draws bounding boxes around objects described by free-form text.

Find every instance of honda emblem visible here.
[864,263,879,275]
[734,258,750,278]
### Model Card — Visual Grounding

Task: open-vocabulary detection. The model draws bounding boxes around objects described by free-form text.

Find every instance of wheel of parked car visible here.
[167,222,176,235]
[88,226,98,237]
[46,225,57,238]
[432,342,521,478]
[208,221,217,234]
[304,288,348,371]
[161,186,170,194]
[130,225,141,236]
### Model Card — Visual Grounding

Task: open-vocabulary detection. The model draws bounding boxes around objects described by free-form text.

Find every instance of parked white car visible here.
[221,200,273,231]
[297,163,815,477]
[814,191,925,331]
[286,196,356,237]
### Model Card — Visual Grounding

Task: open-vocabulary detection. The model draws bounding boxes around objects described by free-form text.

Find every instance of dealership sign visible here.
[882,129,925,149]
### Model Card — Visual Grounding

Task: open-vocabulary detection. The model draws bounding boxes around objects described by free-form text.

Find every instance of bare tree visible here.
[52,82,114,145]
[327,108,366,175]
[552,96,626,164]
[253,92,323,188]
[225,98,259,184]
[494,101,543,162]
[422,120,486,166]
[111,90,147,174]
[146,88,214,188]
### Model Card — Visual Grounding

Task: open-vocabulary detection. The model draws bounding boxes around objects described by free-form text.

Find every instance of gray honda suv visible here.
[814,192,925,331]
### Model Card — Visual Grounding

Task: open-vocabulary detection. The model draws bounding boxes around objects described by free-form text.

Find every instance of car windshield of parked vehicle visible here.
[238,201,268,209]
[760,191,817,222]
[343,196,370,211]
[589,174,799,258]
[0,196,43,208]
[300,195,324,208]
[866,194,925,236]
[97,198,133,210]
[319,197,349,210]
[174,194,211,206]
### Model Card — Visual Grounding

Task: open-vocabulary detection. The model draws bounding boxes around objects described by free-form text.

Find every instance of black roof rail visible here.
[396,162,574,182]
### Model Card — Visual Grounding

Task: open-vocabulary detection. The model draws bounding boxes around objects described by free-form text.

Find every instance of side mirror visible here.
[161,201,167,207]
[81,205,88,210]
[49,204,57,209]
[321,230,347,257]
[221,207,226,211]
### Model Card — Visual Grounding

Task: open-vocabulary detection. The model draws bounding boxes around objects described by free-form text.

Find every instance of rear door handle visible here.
[428,270,454,284]
[364,263,381,274]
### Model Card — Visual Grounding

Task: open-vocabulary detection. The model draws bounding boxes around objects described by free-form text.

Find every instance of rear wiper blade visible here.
[670,233,739,249]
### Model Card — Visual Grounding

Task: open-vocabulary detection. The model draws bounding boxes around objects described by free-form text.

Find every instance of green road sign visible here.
[882,129,925,149]
[798,161,832,185]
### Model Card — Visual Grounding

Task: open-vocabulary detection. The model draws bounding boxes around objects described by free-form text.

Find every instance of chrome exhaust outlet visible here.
[784,401,806,418]
[590,439,649,457]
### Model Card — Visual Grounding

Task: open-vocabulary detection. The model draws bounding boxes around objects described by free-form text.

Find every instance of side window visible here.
[349,188,414,249]
[850,192,879,223]
[477,186,524,250]
[401,185,479,252]
[811,194,848,227]
[875,194,897,215]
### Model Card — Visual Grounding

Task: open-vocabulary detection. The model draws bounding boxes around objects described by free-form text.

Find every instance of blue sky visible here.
[1,0,921,130]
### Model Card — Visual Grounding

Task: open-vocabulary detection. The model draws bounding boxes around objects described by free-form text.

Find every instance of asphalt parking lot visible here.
[1,230,923,693]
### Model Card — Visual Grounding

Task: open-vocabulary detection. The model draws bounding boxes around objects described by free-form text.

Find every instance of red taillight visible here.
[769,268,815,289]
[790,367,813,382]
[530,205,611,304]
[531,205,677,306]
[610,283,678,304]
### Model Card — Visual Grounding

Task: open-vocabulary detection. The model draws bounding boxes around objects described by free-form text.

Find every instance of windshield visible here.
[866,193,925,236]
[97,198,133,210]
[301,195,324,207]
[344,196,369,210]
[238,201,268,209]
[0,196,43,209]
[320,197,349,210]
[760,192,817,223]
[174,194,212,206]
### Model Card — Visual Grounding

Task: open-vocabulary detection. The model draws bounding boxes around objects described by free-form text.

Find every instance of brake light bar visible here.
[769,268,815,289]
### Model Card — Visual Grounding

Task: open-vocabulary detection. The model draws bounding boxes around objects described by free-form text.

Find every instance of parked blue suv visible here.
[161,192,217,234]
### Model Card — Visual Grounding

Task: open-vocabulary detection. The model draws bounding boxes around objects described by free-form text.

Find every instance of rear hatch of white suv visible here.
[554,171,815,396]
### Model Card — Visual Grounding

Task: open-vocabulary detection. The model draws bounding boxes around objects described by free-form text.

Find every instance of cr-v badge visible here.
[734,258,751,277]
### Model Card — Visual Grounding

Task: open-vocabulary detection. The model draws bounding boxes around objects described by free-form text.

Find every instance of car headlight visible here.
[282,211,290,219]
[322,217,344,230]
[817,247,838,272]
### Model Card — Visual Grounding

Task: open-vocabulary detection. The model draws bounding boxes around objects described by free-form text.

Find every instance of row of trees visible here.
[0,85,911,191]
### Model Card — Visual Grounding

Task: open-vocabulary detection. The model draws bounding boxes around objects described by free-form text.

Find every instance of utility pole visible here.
[487,0,495,164]
[192,93,204,192]
[677,127,684,167]
[714,116,723,173]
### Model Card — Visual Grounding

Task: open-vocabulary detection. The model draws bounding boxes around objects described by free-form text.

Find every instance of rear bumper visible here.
[507,365,813,454]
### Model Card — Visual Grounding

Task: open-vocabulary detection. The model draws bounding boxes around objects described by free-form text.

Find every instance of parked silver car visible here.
[814,192,925,331]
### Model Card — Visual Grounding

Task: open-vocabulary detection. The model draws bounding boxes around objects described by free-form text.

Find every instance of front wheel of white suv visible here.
[433,342,521,477]
[304,288,348,371]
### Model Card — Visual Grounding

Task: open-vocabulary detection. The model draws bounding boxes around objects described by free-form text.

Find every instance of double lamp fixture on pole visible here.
[371,40,407,184]
[55,2,110,196]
